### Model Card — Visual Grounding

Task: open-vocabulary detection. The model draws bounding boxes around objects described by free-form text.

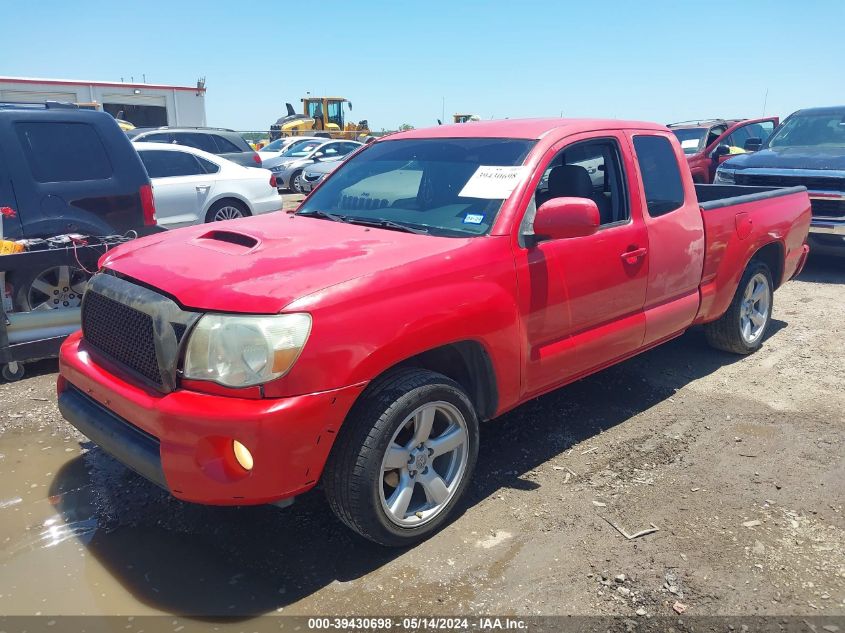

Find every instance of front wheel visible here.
[704,260,773,354]
[289,170,304,193]
[324,368,479,547]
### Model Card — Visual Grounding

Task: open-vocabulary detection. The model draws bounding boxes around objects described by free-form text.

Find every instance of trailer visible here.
[0,239,127,381]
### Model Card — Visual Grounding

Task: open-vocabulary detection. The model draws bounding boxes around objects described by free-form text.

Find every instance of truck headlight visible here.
[715,168,735,183]
[183,313,311,387]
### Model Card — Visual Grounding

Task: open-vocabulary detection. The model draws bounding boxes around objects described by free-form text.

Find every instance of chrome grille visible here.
[735,173,845,190]
[810,198,845,219]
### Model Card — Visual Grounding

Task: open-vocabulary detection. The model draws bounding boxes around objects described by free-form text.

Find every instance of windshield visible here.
[296,137,536,237]
[260,138,286,152]
[671,128,707,154]
[768,112,845,148]
[281,140,322,157]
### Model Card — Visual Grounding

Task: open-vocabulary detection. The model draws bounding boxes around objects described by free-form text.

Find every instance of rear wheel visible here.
[705,261,773,354]
[324,368,479,547]
[12,265,89,312]
[206,199,250,223]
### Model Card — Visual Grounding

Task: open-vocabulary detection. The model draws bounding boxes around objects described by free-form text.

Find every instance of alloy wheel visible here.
[739,272,770,344]
[28,266,88,310]
[379,401,469,527]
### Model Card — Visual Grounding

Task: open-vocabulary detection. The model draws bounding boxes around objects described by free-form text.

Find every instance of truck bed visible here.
[694,184,812,324]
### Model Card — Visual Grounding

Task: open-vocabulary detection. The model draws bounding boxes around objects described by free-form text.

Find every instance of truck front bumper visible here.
[58,331,366,505]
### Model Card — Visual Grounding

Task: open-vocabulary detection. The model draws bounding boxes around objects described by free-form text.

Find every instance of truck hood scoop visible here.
[192,229,259,253]
[99,214,465,314]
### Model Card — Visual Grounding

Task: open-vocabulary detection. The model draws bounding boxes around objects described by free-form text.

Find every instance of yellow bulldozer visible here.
[270,97,371,141]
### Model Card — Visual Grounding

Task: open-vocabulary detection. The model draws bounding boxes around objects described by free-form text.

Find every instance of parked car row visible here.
[261,137,363,193]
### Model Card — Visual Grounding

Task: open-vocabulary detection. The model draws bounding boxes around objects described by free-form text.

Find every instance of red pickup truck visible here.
[57,119,811,547]
[668,117,779,183]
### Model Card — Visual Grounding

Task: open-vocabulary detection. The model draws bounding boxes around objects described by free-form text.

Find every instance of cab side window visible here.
[534,139,629,226]
[633,135,685,217]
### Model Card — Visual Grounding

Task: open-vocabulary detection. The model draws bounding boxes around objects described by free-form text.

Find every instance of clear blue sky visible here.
[4,0,844,131]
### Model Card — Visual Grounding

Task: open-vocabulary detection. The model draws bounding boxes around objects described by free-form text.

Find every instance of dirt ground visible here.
[0,254,842,622]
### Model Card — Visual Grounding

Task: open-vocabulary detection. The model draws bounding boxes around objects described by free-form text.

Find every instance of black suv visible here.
[0,102,155,309]
[127,127,262,167]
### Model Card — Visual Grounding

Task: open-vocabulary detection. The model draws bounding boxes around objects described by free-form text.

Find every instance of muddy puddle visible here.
[0,426,412,618]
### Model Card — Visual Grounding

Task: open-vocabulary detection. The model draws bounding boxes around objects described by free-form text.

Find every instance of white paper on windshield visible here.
[680,139,700,149]
[458,166,529,199]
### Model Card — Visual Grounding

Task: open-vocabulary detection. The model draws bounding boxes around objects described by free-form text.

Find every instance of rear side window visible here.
[138,150,205,178]
[15,122,113,182]
[196,156,220,174]
[139,132,173,144]
[633,135,685,217]
[174,132,218,154]
[212,135,244,153]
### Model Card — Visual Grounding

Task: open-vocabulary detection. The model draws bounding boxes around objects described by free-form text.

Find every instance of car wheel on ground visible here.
[205,199,250,223]
[323,368,479,547]
[289,170,304,194]
[12,265,89,312]
[704,260,773,354]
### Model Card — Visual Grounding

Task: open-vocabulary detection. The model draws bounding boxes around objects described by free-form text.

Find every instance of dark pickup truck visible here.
[716,106,845,256]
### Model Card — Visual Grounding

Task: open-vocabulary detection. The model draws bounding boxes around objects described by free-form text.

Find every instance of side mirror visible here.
[744,138,763,152]
[312,152,323,160]
[713,144,730,157]
[533,197,600,242]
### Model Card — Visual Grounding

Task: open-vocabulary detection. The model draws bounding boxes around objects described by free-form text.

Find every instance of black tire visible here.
[1,363,25,382]
[289,170,304,193]
[205,199,250,223]
[10,264,89,312]
[704,260,774,354]
[323,368,480,547]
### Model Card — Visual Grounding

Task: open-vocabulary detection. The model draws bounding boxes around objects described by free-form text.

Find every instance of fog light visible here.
[232,440,254,471]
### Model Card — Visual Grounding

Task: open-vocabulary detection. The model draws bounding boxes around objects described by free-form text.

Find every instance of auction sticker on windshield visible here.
[459,165,529,199]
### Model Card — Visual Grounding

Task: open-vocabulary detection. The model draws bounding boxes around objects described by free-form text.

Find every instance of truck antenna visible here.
[762,89,769,117]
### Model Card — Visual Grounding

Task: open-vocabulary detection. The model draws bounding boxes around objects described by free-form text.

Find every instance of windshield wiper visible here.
[297,210,429,234]
[342,217,430,235]
[297,209,347,223]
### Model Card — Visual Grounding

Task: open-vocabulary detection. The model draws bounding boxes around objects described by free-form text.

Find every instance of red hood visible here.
[101,214,468,313]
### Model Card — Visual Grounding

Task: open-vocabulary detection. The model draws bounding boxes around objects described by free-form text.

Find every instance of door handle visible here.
[196,185,210,193]
[621,247,647,264]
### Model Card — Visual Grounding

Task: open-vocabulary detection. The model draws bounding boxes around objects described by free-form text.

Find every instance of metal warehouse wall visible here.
[0,79,206,127]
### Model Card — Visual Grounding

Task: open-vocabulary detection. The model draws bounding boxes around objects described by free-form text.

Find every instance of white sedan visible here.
[134,142,282,229]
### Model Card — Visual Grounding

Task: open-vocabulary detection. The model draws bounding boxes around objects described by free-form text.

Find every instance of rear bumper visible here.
[58,331,366,505]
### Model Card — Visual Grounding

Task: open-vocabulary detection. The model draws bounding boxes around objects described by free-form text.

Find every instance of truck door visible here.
[712,118,778,177]
[626,132,705,346]
[516,133,649,396]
